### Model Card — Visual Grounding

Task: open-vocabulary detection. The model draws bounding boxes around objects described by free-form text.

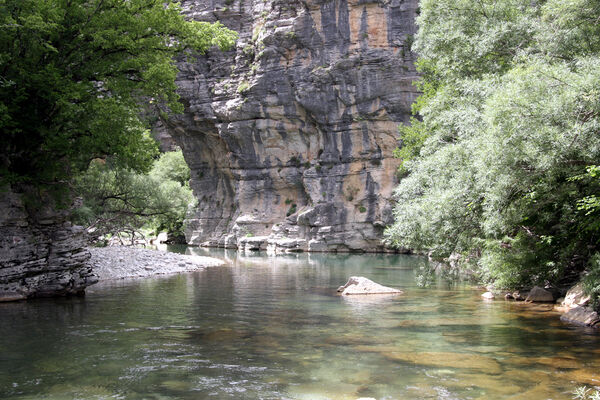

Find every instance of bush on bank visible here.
[385,0,600,307]
[73,150,194,243]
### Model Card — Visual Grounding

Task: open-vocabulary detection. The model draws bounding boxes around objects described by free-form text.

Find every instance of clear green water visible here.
[1,249,599,400]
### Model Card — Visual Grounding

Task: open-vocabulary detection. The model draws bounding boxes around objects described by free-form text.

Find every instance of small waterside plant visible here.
[573,386,600,400]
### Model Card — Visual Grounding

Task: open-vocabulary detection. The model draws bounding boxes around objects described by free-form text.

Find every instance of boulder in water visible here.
[560,306,600,327]
[337,277,402,296]
[512,291,526,301]
[525,286,554,302]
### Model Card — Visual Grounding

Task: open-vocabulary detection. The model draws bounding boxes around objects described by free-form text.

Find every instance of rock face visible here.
[337,276,402,295]
[0,188,97,301]
[164,0,419,252]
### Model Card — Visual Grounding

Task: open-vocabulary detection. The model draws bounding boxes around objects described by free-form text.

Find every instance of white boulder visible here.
[337,276,403,296]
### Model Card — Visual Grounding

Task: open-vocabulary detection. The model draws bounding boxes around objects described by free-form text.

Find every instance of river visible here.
[0,248,598,399]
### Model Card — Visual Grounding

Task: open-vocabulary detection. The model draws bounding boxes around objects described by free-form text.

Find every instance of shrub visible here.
[237,81,250,93]
[73,150,194,242]
[583,254,600,311]
[386,0,600,290]
[573,386,600,400]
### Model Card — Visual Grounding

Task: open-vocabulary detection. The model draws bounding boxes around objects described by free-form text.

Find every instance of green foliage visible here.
[237,80,250,93]
[0,0,237,187]
[394,117,429,175]
[479,233,562,289]
[413,0,537,82]
[286,203,297,217]
[73,150,194,241]
[386,0,600,291]
[582,254,600,310]
[149,150,190,186]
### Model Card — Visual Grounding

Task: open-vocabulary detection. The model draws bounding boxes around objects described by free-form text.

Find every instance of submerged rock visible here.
[354,347,503,375]
[525,286,554,303]
[337,276,402,296]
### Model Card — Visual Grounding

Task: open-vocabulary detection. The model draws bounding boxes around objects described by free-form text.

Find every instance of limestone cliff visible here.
[0,188,97,301]
[166,0,419,252]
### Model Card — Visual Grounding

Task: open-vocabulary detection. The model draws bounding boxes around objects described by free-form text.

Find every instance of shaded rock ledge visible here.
[88,247,225,281]
[337,276,402,295]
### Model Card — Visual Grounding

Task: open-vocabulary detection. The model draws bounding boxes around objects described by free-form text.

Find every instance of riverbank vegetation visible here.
[574,386,600,400]
[386,0,600,308]
[72,150,193,244]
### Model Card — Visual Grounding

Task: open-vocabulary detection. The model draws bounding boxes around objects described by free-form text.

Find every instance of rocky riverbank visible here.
[481,284,599,328]
[88,246,225,281]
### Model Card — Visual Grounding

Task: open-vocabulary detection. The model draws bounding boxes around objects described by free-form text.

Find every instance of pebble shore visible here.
[88,246,225,281]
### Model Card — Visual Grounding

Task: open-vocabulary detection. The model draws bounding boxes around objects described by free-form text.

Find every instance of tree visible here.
[0,0,236,188]
[386,0,600,299]
[73,150,194,243]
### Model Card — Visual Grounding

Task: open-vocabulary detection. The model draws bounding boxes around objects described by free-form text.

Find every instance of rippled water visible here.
[1,249,599,400]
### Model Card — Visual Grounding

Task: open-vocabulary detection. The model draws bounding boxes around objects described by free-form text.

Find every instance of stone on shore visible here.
[337,277,402,296]
[560,306,600,328]
[156,232,168,244]
[525,286,554,302]
[482,292,495,299]
[88,246,224,281]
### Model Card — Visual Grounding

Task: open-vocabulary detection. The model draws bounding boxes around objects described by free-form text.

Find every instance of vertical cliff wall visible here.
[0,188,97,301]
[166,0,419,252]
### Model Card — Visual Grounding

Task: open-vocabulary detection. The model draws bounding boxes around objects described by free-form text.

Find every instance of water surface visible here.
[1,249,598,399]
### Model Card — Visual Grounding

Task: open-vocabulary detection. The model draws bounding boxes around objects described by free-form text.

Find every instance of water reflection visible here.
[0,248,598,399]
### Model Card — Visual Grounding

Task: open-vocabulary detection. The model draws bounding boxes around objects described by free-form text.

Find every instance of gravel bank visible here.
[88,246,225,281]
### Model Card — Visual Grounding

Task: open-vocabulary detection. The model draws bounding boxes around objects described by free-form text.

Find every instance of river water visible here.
[0,248,599,399]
